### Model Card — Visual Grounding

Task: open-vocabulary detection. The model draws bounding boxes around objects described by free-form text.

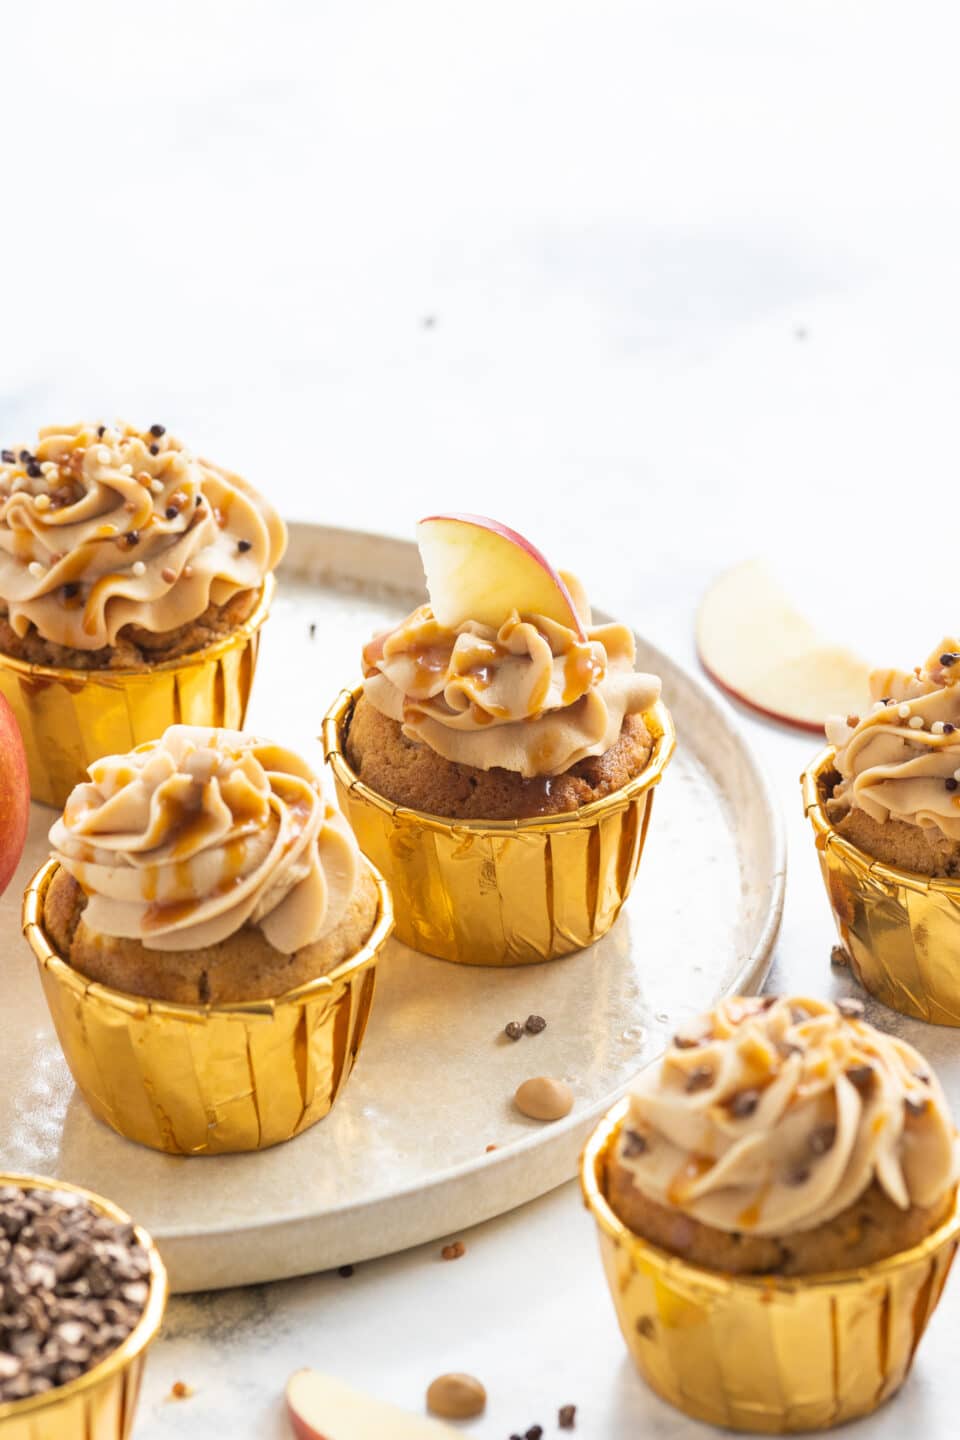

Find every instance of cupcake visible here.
[23,725,393,1154]
[803,641,960,1022]
[324,514,674,965]
[0,1174,167,1440]
[582,995,960,1431]
[0,422,286,806]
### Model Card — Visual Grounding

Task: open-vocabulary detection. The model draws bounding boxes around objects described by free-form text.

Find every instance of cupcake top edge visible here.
[49,725,362,955]
[359,514,661,778]
[615,995,957,1238]
[826,639,960,838]
[0,421,286,652]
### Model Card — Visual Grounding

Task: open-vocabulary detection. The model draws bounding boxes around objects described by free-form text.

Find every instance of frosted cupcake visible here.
[582,995,960,1430]
[23,725,393,1153]
[803,641,960,1021]
[324,515,674,964]
[0,422,286,805]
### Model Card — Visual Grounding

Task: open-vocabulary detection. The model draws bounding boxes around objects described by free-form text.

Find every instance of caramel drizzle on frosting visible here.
[361,572,661,778]
[827,640,960,839]
[617,996,956,1236]
[0,422,286,650]
[49,726,361,954]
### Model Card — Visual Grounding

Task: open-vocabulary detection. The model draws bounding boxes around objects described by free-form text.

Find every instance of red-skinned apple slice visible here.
[286,1370,459,1440]
[696,559,870,732]
[417,514,587,638]
[0,694,29,898]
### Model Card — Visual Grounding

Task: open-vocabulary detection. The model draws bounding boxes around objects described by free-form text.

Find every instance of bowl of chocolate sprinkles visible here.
[0,1174,167,1439]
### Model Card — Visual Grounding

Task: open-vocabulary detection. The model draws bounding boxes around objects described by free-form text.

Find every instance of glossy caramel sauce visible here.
[562,643,604,706]
[667,1154,714,1207]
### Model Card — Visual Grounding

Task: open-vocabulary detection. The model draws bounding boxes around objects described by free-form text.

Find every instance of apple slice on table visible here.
[696,559,870,732]
[417,514,587,637]
[286,1371,459,1440]
[0,694,29,899]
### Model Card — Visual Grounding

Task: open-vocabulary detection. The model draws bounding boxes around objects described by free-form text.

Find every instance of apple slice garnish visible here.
[0,694,29,898]
[417,514,587,638]
[286,1371,459,1440]
[696,559,871,733]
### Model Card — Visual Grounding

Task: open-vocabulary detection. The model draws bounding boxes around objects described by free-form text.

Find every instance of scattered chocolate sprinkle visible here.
[25,461,42,479]
[309,622,317,639]
[635,1316,656,1339]
[905,1096,928,1117]
[0,1184,151,1406]
[525,1014,546,1035]
[941,654,959,667]
[195,493,203,506]
[1,450,14,464]
[558,1405,577,1429]
[164,505,178,520]
[729,1089,760,1119]
[149,424,166,438]
[337,1264,354,1278]
[97,426,106,438]
[684,1065,713,1094]
[62,583,80,599]
[787,1165,811,1186]
[837,997,864,1018]
[441,1241,465,1261]
[149,444,160,456]
[622,1129,648,1158]
[809,1124,837,1156]
[237,539,252,553]
[18,450,32,463]
[946,779,958,792]
[673,1034,701,1049]
[124,531,140,547]
[504,1021,524,1041]
[845,1064,874,1094]
[830,944,850,968]
[945,723,956,735]
[525,1427,543,1439]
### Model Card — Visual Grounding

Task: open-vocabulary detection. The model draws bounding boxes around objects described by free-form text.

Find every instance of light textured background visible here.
[2,1,960,1435]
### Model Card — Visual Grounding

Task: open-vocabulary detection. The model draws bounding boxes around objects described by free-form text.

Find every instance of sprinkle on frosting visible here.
[616,996,957,1236]
[0,422,286,651]
[49,726,361,954]
[826,640,960,839]
[360,571,660,778]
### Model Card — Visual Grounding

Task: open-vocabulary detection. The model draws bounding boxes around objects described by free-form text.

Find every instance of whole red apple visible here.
[0,693,29,898]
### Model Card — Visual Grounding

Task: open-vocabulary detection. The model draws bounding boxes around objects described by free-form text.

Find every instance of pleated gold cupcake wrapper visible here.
[0,576,274,810]
[581,1101,960,1433]
[802,748,960,1025]
[322,687,676,966]
[0,1172,167,1440]
[22,857,394,1156]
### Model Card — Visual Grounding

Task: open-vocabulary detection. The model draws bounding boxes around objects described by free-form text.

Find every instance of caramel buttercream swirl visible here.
[49,726,362,954]
[616,996,957,1237]
[361,576,660,778]
[826,639,960,839]
[0,422,286,651]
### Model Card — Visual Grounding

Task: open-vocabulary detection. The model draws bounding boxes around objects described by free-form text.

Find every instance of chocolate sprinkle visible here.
[62,583,80,599]
[165,506,178,520]
[25,461,43,479]
[97,426,106,438]
[684,1065,714,1094]
[622,1129,648,1158]
[525,1427,543,1439]
[946,779,958,793]
[504,1021,524,1041]
[941,653,959,666]
[337,1264,354,1278]
[149,424,166,437]
[729,1089,760,1119]
[558,1405,577,1429]
[524,1014,546,1035]
[149,444,160,456]
[830,944,850,968]
[945,723,956,735]
[672,1034,701,1049]
[237,539,252,553]
[1,450,14,464]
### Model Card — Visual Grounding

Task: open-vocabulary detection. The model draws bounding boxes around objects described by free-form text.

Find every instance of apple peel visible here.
[696,559,870,733]
[0,693,29,898]
[286,1370,460,1440]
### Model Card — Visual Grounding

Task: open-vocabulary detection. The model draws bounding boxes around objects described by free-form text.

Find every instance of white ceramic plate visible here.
[0,524,785,1293]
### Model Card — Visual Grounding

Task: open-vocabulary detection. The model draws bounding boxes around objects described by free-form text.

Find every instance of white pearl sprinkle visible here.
[933,721,946,735]
[909,715,924,729]
[34,494,51,511]
[119,463,134,477]
[97,446,112,465]
[150,479,164,495]
[27,561,45,578]
[41,462,57,477]
[131,560,146,577]
[871,701,887,713]
[897,703,911,719]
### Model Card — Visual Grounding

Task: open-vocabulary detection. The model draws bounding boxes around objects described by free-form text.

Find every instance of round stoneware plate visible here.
[0,523,785,1292]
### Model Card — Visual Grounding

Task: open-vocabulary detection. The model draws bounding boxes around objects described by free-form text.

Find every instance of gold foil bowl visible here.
[322,687,676,966]
[0,576,274,810]
[803,748,960,1025]
[581,1100,960,1433]
[22,856,393,1156]
[0,1172,167,1440]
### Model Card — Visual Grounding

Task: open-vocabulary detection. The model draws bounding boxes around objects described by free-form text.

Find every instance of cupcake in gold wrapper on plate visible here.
[803,640,960,1023]
[23,724,393,1155]
[323,513,674,966]
[0,1174,167,1440]
[0,422,286,807]
[581,995,960,1433]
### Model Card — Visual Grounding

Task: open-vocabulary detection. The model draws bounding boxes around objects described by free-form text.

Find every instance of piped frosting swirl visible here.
[49,726,362,954]
[361,573,660,777]
[615,996,956,1236]
[0,422,286,651]
[826,640,960,839]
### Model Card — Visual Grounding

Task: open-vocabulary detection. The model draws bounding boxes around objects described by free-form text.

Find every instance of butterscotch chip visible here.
[426,1373,486,1419]
[514,1077,574,1121]
[441,1241,465,1261]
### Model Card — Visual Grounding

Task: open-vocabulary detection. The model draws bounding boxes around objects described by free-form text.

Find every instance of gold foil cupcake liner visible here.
[0,576,274,810]
[22,856,393,1156]
[803,748,960,1025]
[581,1100,960,1433]
[322,686,676,966]
[0,1172,167,1440]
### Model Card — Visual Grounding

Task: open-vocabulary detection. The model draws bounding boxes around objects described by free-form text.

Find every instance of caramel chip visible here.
[514,1077,574,1121]
[426,1373,486,1419]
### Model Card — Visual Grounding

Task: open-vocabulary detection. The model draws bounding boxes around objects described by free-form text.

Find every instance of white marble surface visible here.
[4,1,960,1435]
